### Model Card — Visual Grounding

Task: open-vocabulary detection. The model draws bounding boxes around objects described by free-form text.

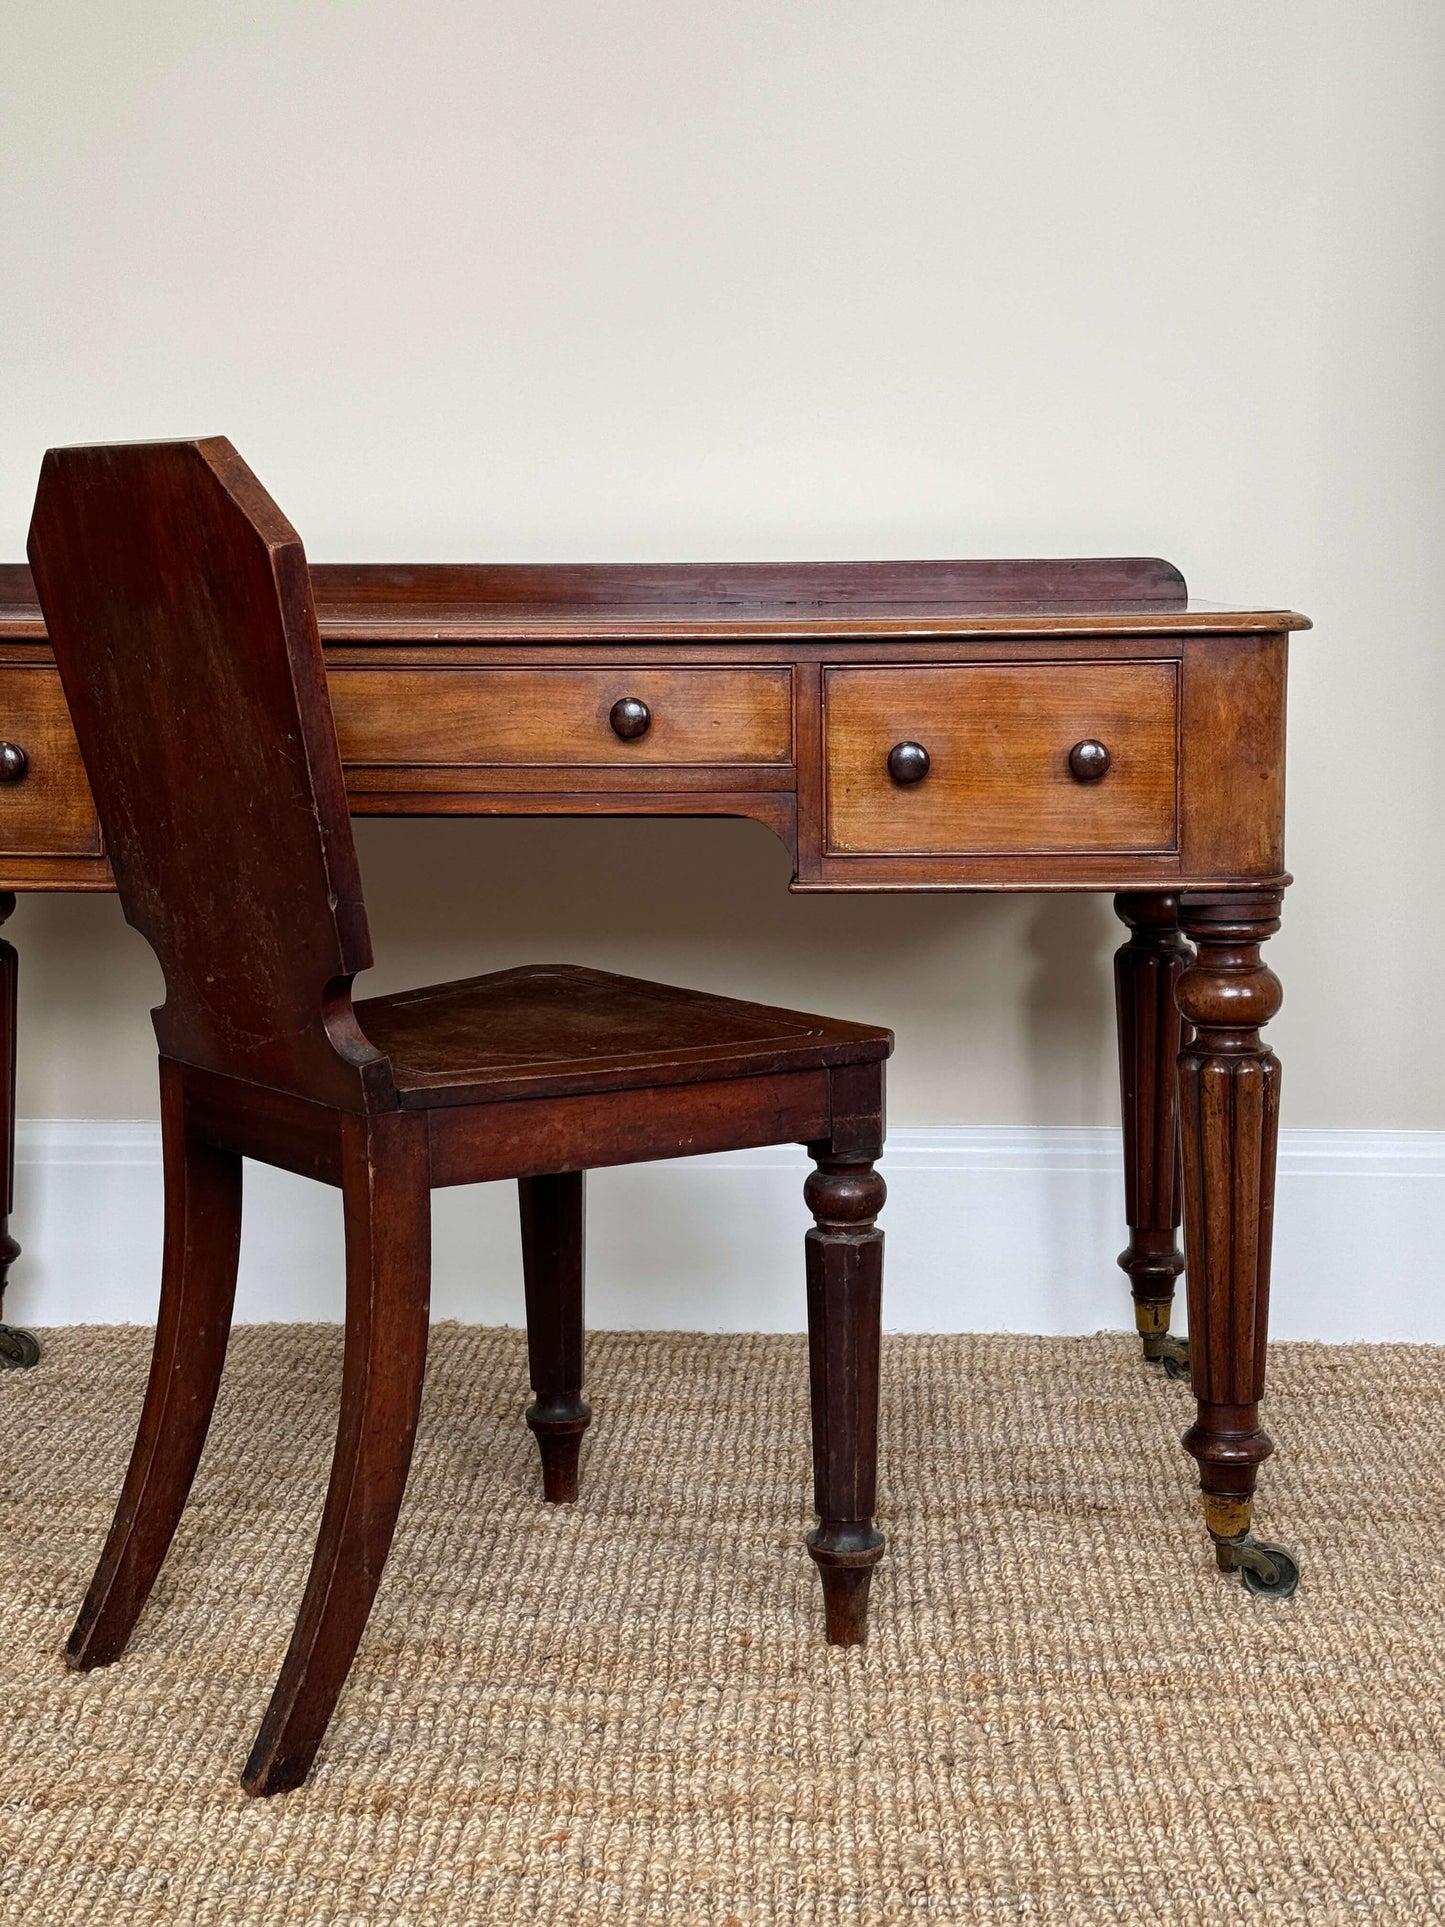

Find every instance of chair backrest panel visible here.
[27,438,387,1107]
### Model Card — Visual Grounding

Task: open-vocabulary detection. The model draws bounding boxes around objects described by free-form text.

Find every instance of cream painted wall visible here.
[2,1,1442,1128]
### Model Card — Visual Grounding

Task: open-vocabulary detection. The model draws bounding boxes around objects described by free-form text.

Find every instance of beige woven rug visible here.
[2,1325,1443,1924]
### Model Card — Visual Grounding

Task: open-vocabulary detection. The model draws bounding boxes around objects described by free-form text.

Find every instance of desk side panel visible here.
[1178,633,1288,880]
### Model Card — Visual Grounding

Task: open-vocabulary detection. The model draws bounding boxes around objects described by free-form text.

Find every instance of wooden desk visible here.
[0,555,1308,1582]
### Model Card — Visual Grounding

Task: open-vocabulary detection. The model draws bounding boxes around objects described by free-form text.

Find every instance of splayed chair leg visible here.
[242,1113,431,1795]
[67,1060,242,1668]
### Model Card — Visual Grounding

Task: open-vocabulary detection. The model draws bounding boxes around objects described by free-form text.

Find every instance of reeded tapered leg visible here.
[1113,893,1191,1374]
[0,893,38,1371]
[67,1060,242,1668]
[1176,890,1297,1597]
[243,1112,431,1796]
[519,1171,590,1503]
[804,1088,886,1645]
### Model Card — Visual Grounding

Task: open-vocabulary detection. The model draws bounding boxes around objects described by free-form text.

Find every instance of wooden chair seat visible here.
[354,963,891,1106]
[26,438,893,1798]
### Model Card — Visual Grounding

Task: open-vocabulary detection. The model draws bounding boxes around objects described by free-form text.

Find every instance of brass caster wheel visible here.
[1214,1532,1299,1600]
[1141,1331,1190,1380]
[0,1323,40,1370]
[1240,1545,1300,1599]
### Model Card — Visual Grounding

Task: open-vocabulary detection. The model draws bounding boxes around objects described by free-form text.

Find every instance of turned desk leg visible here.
[1113,893,1191,1376]
[0,894,37,1371]
[1176,890,1298,1597]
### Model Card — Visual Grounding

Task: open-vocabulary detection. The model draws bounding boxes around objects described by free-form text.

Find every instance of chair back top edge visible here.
[27,437,388,1107]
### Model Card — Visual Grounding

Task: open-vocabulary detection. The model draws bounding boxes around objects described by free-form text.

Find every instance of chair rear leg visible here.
[242,1113,430,1797]
[804,1066,886,1646]
[67,1061,241,1671]
[519,1171,590,1502]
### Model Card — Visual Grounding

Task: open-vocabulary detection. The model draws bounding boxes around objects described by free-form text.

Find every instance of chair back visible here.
[28,437,390,1107]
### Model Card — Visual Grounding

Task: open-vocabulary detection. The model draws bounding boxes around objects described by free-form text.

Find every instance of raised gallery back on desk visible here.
[0,557,1306,896]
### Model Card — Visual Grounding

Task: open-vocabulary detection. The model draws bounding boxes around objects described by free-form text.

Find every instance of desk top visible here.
[0,558,1308,645]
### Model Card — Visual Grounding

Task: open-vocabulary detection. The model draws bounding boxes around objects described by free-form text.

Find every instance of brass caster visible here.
[1213,1532,1300,1599]
[0,1323,40,1370]
[1141,1330,1190,1380]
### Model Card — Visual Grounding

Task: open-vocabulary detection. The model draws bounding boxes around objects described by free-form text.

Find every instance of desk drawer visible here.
[331,667,792,769]
[824,663,1178,855]
[0,667,102,857]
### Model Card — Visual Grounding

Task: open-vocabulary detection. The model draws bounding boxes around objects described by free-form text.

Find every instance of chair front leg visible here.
[519,1171,591,1503]
[243,1111,431,1796]
[68,1059,241,1669]
[804,1067,886,1646]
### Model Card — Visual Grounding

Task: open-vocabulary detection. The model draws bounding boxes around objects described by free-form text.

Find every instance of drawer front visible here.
[825,663,1178,855]
[0,667,102,857]
[331,667,792,768]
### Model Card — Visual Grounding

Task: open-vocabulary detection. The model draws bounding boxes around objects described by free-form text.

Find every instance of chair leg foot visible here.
[525,1399,591,1503]
[241,1743,313,1801]
[519,1173,589,1504]
[807,1528,884,1645]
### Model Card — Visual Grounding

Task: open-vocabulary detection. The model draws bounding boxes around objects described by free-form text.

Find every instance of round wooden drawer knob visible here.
[886,741,931,785]
[0,742,29,783]
[609,697,651,740]
[1068,739,1111,782]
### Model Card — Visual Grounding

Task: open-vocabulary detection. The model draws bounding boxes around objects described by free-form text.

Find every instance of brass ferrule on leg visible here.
[1202,1493,1253,1543]
[1201,1494,1300,1591]
[1135,1300,1171,1338]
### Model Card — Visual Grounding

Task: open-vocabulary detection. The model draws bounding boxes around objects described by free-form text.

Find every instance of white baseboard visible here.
[5,1122,1442,1342]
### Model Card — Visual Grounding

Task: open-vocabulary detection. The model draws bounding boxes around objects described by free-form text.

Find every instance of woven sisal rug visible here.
[1,1325,1442,1924]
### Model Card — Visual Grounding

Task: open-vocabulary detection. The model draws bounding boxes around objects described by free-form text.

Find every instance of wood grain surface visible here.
[330,665,792,767]
[822,662,1178,856]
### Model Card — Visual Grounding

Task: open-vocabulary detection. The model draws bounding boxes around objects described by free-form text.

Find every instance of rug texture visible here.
[1,1324,1442,1925]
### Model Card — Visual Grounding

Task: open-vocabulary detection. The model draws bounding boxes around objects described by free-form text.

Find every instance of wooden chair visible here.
[26,438,892,1796]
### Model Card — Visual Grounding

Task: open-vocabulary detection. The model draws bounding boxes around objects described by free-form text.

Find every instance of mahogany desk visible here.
[0,556,1308,1585]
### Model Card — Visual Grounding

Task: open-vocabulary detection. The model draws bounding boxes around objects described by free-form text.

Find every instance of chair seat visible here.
[354,963,891,1109]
